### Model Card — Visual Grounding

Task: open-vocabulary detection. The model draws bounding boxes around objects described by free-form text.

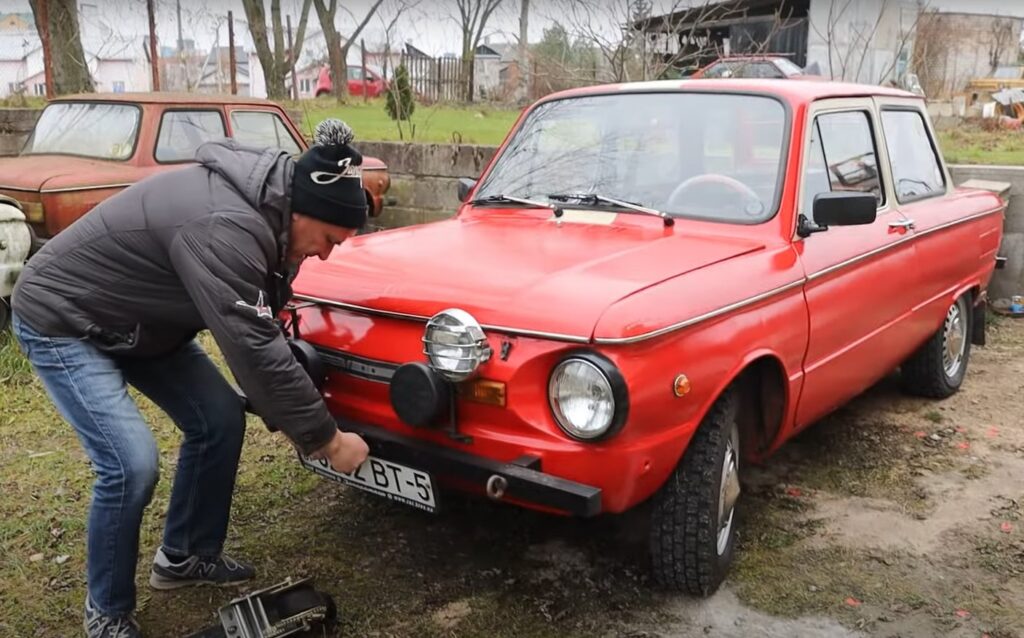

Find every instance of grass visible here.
[938,122,1024,166]
[283,97,522,145]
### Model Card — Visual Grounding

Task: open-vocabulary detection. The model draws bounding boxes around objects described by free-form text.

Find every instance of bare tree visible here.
[242,0,314,100]
[455,0,505,101]
[28,0,94,94]
[312,0,386,102]
[808,0,930,85]
[517,0,530,102]
[989,17,1016,74]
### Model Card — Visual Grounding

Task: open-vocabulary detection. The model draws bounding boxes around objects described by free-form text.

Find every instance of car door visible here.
[876,99,1003,339]
[794,99,919,428]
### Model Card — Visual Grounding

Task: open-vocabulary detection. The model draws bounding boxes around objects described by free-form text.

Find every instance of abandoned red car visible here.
[281,79,1005,596]
[0,92,392,327]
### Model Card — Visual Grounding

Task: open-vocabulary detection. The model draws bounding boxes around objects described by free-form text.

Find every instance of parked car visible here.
[0,92,392,328]
[315,64,388,98]
[691,55,808,79]
[276,79,1003,595]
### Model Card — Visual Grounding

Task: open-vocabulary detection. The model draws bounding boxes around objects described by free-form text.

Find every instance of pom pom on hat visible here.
[291,118,368,229]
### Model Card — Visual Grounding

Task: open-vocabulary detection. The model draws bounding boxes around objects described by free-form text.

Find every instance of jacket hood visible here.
[196,139,294,242]
[291,211,764,341]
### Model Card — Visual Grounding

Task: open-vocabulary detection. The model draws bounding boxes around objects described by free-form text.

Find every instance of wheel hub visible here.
[943,302,966,378]
[717,440,740,556]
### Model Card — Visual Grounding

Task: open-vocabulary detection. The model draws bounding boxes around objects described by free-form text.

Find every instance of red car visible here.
[691,55,808,79]
[280,79,1004,595]
[0,93,391,328]
[315,65,388,98]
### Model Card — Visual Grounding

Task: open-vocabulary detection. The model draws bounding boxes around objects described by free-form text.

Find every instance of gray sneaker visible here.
[149,547,255,590]
[84,596,141,638]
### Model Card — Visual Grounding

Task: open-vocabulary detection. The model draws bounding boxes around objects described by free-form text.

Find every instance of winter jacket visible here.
[12,139,337,454]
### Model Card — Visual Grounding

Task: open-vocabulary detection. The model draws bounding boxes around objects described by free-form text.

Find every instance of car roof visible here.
[545,78,918,104]
[53,92,282,107]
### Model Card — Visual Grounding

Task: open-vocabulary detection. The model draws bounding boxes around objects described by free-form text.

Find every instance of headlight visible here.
[548,353,629,441]
[423,308,492,382]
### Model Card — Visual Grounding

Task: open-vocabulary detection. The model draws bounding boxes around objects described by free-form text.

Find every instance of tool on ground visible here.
[184,577,337,638]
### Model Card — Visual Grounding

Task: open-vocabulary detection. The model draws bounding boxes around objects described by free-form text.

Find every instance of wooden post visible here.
[361,39,368,103]
[228,11,237,95]
[36,0,54,98]
[147,0,160,91]
[287,14,298,100]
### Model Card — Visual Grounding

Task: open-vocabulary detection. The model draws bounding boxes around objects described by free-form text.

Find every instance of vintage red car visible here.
[0,92,391,327]
[281,79,1005,596]
[314,64,388,98]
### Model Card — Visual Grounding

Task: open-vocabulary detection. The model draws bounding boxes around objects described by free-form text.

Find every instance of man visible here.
[11,119,370,638]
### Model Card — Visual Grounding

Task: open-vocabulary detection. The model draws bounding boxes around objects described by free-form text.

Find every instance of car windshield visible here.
[23,102,140,160]
[474,92,787,223]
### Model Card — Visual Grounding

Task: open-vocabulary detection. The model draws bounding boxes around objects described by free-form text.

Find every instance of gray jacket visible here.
[12,139,336,454]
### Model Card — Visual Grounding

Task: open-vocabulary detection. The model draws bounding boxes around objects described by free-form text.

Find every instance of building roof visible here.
[54,92,278,106]
[548,78,918,103]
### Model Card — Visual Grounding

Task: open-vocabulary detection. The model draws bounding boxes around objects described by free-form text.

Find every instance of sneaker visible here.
[84,596,142,638]
[149,547,255,590]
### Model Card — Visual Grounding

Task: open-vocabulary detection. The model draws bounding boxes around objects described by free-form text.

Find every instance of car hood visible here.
[0,155,138,191]
[292,211,764,340]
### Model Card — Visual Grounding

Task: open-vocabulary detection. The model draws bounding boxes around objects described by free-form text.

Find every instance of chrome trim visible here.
[888,219,915,229]
[362,167,387,172]
[40,183,134,194]
[593,279,807,345]
[0,185,38,193]
[292,293,592,344]
[807,205,1004,282]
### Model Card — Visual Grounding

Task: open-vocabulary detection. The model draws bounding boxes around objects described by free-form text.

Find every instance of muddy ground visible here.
[2,316,1023,637]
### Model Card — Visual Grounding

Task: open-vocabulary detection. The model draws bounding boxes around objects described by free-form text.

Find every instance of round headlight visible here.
[549,358,618,440]
[423,308,492,382]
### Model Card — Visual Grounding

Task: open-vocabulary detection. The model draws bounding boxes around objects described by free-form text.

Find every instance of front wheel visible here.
[649,387,741,596]
[902,294,972,398]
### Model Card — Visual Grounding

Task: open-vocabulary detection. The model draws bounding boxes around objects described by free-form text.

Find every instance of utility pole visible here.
[176,0,184,51]
[228,10,237,95]
[147,0,160,91]
[361,39,367,104]
[36,0,54,98]
[287,15,298,100]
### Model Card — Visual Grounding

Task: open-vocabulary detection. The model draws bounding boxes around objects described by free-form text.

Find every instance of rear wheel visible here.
[902,294,972,398]
[649,387,741,596]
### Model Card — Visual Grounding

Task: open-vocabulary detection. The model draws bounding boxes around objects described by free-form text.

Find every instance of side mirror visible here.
[799,191,877,237]
[457,177,477,203]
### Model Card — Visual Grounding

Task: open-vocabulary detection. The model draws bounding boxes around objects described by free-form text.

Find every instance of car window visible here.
[155,110,226,162]
[23,102,139,160]
[347,67,364,80]
[230,111,302,155]
[802,111,884,215]
[880,110,945,204]
[475,92,787,224]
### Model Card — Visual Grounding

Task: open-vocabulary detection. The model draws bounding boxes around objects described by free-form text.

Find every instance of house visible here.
[631,0,1024,98]
[472,43,503,98]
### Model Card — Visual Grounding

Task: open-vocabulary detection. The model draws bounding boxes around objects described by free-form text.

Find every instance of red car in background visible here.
[315,65,388,98]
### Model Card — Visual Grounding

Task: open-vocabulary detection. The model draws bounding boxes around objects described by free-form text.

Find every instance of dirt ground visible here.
[2,315,1024,637]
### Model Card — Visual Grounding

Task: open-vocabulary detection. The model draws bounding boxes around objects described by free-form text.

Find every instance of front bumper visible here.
[0,198,31,298]
[336,417,603,517]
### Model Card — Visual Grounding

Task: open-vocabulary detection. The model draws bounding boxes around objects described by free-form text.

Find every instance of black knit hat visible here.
[291,119,368,229]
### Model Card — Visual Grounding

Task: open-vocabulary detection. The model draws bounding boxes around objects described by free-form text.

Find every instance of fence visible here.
[398,53,467,103]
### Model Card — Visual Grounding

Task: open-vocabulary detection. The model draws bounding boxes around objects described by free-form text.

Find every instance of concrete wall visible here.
[0,107,40,156]
[949,165,1024,300]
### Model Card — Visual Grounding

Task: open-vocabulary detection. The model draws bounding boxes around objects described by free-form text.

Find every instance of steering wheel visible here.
[666,173,762,214]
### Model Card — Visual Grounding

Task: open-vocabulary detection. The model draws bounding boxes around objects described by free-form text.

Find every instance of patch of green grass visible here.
[938,124,1024,166]
[924,410,945,424]
[283,97,521,145]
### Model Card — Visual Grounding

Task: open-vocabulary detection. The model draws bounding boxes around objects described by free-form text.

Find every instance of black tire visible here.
[902,294,972,399]
[0,297,9,332]
[649,386,741,596]
[315,89,329,98]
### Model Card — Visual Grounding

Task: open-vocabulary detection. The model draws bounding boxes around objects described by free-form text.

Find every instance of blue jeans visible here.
[12,313,246,616]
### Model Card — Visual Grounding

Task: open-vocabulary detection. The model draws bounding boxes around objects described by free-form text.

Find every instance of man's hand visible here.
[309,430,369,473]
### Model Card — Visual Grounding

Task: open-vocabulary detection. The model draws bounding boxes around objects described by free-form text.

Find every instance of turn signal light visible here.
[673,374,691,397]
[462,379,507,407]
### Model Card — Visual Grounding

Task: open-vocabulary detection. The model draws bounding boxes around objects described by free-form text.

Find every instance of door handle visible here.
[889,219,915,230]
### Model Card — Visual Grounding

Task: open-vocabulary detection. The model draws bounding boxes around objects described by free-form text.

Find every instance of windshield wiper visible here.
[469,194,564,216]
[547,192,674,226]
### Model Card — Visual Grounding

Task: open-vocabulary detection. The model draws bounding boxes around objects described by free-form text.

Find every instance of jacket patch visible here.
[235,290,274,320]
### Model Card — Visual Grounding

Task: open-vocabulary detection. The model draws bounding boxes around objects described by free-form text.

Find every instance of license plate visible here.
[300,454,437,513]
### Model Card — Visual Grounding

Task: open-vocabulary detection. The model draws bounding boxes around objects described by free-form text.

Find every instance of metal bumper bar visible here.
[336,417,603,517]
